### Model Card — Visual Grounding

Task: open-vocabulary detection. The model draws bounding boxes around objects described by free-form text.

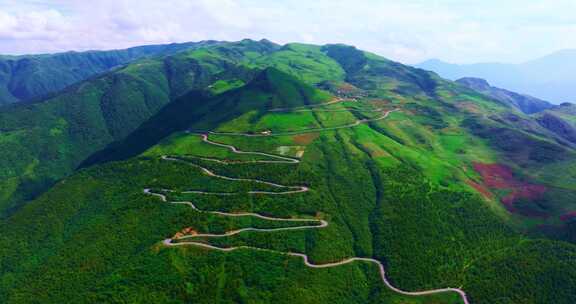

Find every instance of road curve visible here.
[200,109,399,137]
[268,97,345,112]
[163,239,469,303]
[188,134,300,164]
[161,155,308,195]
[144,107,470,304]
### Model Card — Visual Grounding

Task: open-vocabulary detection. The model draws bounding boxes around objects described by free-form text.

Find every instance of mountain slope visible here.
[539,102,576,125]
[83,67,331,165]
[0,40,278,215]
[2,40,576,303]
[456,77,553,114]
[455,78,576,148]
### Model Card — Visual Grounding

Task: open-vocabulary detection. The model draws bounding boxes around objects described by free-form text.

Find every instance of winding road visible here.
[202,109,400,137]
[268,97,346,112]
[144,105,470,304]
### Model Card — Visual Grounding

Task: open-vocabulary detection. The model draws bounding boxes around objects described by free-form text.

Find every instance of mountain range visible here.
[417,49,576,104]
[0,41,219,106]
[1,39,576,303]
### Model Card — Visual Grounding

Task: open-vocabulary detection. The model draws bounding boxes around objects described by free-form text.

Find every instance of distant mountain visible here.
[532,102,576,142]
[0,41,218,106]
[456,77,554,114]
[550,102,576,116]
[417,50,576,103]
[455,77,576,147]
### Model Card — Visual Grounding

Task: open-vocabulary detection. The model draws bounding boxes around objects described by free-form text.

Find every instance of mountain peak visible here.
[456,77,491,91]
[419,58,450,65]
[245,67,330,108]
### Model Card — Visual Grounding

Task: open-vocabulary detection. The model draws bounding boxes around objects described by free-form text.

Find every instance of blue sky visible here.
[1,0,575,64]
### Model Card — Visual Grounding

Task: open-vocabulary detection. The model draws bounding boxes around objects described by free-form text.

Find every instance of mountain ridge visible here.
[455,77,553,114]
[0,40,223,106]
[417,50,576,103]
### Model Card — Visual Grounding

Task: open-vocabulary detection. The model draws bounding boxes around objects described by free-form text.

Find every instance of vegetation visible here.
[0,40,277,215]
[2,39,576,303]
[0,41,215,105]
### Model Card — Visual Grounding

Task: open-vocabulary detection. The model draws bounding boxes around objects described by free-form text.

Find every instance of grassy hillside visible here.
[455,77,553,114]
[82,67,332,165]
[2,40,576,303]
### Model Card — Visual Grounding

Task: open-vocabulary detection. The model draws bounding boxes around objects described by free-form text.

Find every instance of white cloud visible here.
[0,0,575,64]
[0,8,68,41]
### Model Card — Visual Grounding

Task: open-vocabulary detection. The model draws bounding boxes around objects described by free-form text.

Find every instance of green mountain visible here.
[82,66,329,165]
[1,40,576,304]
[0,39,278,215]
[0,41,219,106]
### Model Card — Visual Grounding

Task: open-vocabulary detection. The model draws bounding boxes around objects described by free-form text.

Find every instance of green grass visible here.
[144,132,272,162]
[251,43,346,84]
[208,79,246,95]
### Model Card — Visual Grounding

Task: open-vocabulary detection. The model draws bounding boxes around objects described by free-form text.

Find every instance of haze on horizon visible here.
[1,0,575,64]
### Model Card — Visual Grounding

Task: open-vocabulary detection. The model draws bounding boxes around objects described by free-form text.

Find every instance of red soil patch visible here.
[456,102,481,114]
[472,163,515,188]
[560,211,576,222]
[441,127,461,134]
[173,227,198,239]
[466,180,493,199]
[369,99,391,107]
[472,162,548,217]
[293,132,319,145]
[501,185,547,206]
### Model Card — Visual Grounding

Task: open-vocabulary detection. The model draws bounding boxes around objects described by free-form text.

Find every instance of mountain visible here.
[455,77,576,146]
[0,39,279,215]
[82,67,330,166]
[531,103,576,144]
[455,77,553,114]
[417,50,576,103]
[0,41,218,106]
[547,102,576,120]
[1,40,576,303]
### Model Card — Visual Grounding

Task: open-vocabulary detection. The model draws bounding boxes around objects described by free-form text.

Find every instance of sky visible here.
[1,0,576,64]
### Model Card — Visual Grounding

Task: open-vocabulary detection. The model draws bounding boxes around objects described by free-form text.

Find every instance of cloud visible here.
[0,8,68,41]
[0,0,575,64]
